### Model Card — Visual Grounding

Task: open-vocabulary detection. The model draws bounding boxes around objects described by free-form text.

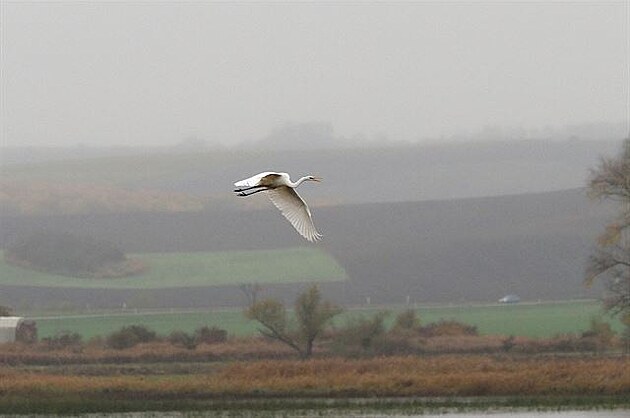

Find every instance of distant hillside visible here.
[321,189,614,304]
[0,139,622,215]
[4,232,145,279]
[0,181,207,216]
[0,188,616,308]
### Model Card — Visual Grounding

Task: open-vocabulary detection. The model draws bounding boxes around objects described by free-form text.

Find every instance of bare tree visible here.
[586,138,630,323]
[246,285,342,359]
[239,283,262,307]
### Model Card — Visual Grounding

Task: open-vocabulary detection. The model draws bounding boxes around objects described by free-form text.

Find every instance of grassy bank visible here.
[0,356,628,415]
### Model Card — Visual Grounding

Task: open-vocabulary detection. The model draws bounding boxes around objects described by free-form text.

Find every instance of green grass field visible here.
[380,301,623,337]
[32,300,622,340]
[0,247,347,289]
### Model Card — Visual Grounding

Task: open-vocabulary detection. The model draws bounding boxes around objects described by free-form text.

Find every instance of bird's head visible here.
[307,176,322,182]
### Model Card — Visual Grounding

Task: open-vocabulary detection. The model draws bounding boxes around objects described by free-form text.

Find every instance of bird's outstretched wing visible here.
[267,186,322,242]
[234,172,281,188]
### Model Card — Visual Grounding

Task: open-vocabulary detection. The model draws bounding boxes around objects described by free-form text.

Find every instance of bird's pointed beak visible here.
[312,176,322,182]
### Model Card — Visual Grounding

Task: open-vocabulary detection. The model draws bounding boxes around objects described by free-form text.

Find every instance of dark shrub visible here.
[168,331,197,350]
[391,309,420,333]
[502,335,516,352]
[106,325,158,349]
[331,311,389,356]
[375,332,422,356]
[166,326,227,349]
[581,317,616,352]
[42,331,83,351]
[418,320,478,337]
[194,326,228,344]
[16,320,38,344]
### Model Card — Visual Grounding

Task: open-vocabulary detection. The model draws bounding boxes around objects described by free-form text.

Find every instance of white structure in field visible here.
[499,294,521,304]
[0,317,23,343]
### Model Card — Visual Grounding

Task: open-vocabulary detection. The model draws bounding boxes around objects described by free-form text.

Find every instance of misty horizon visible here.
[0,120,627,154]
[2,2,628,148]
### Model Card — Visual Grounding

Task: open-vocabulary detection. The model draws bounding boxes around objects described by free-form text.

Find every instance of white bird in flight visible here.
[234,171,323,242]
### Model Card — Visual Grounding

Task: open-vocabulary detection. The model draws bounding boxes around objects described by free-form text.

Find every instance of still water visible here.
[4,411,627,418]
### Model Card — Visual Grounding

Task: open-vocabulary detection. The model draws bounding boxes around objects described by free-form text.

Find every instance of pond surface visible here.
[4,410,628,418]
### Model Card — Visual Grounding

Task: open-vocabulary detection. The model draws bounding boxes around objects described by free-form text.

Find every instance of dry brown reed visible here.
[1,355,628,399]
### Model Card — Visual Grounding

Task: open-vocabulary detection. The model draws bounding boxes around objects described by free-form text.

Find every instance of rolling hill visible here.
[1,139,622,214]
[0,188,616,309]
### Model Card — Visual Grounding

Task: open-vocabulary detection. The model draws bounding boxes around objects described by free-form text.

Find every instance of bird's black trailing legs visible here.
[234,187,268,197]
[234,185,264,192]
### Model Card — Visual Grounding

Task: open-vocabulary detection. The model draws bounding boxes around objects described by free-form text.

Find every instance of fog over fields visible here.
[1,1,627,311]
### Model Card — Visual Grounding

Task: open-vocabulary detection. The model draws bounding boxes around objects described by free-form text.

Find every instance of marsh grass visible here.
[0,356,629,415]
[1,356,628,398]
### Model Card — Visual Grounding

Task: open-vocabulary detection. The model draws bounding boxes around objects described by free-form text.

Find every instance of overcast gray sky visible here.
[1,1,628,147]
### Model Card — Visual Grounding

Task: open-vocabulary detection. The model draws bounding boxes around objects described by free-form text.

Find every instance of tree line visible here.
[587,137,630,349]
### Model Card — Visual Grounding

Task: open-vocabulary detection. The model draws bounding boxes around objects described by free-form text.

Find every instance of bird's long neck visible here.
[290,176,311,188]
